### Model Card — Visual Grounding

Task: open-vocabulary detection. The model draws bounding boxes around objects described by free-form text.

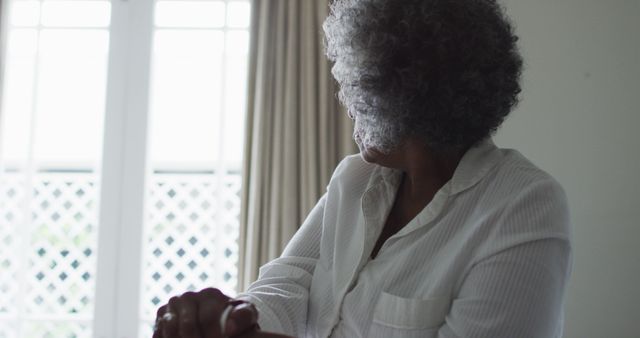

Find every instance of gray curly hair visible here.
[323,0,523,154]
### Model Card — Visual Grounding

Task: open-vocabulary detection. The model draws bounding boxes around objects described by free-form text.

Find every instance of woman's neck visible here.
[398,141,465,201]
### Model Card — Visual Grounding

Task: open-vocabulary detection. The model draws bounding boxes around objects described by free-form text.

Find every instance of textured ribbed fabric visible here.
[237,138,572,338]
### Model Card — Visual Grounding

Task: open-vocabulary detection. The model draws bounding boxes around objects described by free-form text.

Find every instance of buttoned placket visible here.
[327,175,396,336]
[328,172,454,337]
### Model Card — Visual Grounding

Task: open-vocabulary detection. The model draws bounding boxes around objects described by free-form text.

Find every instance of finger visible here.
[233,328,258,338]
[163,297,179,338]
[198,287,231,303]
[195,288,231,338]
[256,333,295,338]
[156,304,168,318]
[177,292,203,338]
[234,331,293,338]
[153,319,163,338]
[225,302,259,336]
[153,305,167,338]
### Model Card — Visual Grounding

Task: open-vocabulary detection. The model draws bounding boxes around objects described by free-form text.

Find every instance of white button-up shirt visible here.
[237,139,572,338]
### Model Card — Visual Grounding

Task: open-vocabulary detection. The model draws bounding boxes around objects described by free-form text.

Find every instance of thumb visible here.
[224,302,259,336]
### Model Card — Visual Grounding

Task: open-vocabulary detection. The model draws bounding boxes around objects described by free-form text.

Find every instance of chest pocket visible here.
[369,292,450,338]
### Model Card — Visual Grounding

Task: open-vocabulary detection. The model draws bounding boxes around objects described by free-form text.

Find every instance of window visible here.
[0,1,250,337]
[139,0,249,335]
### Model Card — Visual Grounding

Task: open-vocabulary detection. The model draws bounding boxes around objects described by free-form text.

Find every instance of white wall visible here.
[495,1,640,337]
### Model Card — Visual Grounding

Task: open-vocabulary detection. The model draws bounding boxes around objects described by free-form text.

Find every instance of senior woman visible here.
[153,0,572,337]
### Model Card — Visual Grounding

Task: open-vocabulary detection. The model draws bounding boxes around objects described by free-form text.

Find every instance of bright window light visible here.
[34,29,109,164]
[149,30,225,166]
[0,0,111,336]
[9,0,40,27]
[1,29,38,164]
[226,1,250,28]
[41,1,111,27]
[155,1,226,28]
[0,1,251,337]
[139,2,251,336]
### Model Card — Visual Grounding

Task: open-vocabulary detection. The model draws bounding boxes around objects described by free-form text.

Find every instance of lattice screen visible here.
[0,174,24,320]
[0,172,98,338]
[139,171,241,328]
[20,322,91,338]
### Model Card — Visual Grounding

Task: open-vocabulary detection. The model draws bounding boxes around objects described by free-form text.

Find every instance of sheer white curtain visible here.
[238,0,356,290]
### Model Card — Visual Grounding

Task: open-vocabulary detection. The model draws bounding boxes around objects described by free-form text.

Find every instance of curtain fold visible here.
[238,0,356,291]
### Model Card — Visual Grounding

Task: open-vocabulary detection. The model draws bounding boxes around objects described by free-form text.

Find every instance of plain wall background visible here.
[494,1,640,337]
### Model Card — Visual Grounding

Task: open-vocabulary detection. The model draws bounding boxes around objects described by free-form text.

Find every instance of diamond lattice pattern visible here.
[140,172,241,324]
[0,174,25,317]
[0,172,98,338]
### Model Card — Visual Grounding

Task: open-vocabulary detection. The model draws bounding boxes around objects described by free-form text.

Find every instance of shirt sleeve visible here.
[438,179,573,338]
[235,193,327,336]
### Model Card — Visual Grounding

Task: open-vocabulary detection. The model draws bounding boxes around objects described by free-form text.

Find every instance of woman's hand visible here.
[232,332,293,338]
[153,288,260,338]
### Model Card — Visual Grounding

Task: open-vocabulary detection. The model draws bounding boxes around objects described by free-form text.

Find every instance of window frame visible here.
[0,0,249,336]
[92,0,155,336]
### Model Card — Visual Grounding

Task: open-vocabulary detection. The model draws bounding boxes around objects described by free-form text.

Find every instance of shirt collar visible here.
[375,137,502,196]
[449,137,503,195]
[364,138,503,239]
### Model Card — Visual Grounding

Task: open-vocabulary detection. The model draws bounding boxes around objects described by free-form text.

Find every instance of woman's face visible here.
[352,114,376,162]
[355,134,383,163]
[352,114,402,166]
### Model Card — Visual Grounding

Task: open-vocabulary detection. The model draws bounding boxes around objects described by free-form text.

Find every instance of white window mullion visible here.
[0,0,8,116]
[93,0,155,338]
[92,0,127,334]
[112,0,155,334]
[15,1,43,334]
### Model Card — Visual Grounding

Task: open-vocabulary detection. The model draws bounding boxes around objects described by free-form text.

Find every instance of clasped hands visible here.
[153,288,292,338]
